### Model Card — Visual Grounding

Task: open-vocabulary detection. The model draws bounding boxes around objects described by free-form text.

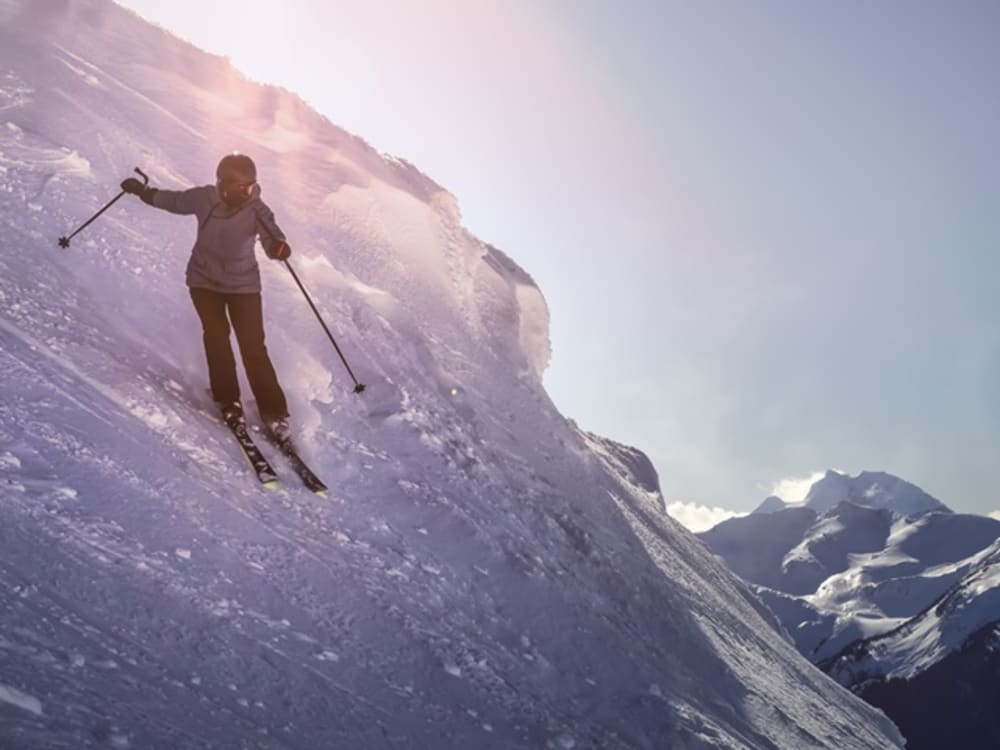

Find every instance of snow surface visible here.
[0,684,43,718]
[0,2,904,748]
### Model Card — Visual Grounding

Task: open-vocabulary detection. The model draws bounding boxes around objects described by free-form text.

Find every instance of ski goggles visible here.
[217,179,256,199]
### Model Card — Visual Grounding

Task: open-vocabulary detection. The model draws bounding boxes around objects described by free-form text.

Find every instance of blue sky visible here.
[117,0,1000,519]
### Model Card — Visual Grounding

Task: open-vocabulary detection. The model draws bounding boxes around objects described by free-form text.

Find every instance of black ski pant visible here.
[189,287,288,422]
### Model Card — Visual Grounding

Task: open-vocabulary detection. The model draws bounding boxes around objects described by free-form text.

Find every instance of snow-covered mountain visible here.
[700,473,998,661]
[822,540,1000,750]
[824,538,1000,682]
[700,472,1000,749]
[0,2,905,748]
[753,469,949,517]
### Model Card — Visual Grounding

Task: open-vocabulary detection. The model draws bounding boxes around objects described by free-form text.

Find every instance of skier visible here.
[121,153,292,445]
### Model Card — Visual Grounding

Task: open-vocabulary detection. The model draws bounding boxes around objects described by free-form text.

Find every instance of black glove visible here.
[120,178,146,195]
[272,242,291,261]
[121,178,157,206]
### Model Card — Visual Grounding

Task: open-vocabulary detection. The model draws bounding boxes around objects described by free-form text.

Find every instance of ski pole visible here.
[282,259,366,394]
[255,216,366,394]
[58,167,148,248]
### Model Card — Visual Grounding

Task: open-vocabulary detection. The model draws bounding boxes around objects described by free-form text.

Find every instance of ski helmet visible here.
[217,153,256,182]
[216,153,256,206]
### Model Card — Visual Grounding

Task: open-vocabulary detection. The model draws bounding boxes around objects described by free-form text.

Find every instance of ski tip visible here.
[314,489,328,498]
[263,479,281,490]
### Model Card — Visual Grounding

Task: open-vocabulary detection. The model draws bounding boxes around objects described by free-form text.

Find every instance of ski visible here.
[267,436,328,496]
[224,419,280,488]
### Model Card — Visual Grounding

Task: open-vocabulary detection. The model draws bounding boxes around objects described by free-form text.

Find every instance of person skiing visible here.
[120,153,292,444]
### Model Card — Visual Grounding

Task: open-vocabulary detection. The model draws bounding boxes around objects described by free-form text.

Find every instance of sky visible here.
[114,0,1000,525]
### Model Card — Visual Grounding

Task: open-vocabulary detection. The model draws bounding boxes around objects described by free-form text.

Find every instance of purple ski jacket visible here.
[151,183,286,294]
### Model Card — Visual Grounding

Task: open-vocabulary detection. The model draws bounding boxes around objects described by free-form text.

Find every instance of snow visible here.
[0,1,906,748]
[0,684,43,717]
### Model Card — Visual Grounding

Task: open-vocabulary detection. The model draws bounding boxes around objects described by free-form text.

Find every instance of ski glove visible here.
[121,178,157,206]
[272,242,291,261]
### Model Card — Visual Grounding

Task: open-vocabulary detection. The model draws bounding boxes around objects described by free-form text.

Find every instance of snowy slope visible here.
[0,2,904,748]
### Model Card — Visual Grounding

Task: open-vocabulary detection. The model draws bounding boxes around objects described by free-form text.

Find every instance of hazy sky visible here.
[116,0,1000,519]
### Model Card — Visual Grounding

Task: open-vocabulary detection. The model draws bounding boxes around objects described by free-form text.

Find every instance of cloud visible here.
[769,469,832,504]
[667,501,746,533]
[989,511,1000,522]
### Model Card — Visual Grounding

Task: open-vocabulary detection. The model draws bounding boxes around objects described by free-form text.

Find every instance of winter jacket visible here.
[149,184,287,294]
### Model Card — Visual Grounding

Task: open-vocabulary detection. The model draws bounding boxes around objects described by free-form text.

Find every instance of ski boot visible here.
[220,401,245,430]
[265,416,292,448]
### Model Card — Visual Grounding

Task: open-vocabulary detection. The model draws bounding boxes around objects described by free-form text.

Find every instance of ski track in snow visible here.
[0,3,905,749]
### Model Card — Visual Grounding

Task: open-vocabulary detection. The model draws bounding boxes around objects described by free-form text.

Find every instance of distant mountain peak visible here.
[753,495,788,514]
[803,470,949,516]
